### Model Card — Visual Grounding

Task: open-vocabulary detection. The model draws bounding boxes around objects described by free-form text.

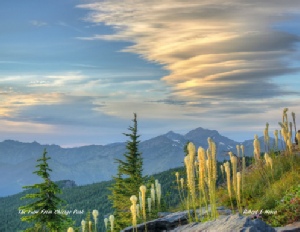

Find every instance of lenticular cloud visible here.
[78,0,300,102]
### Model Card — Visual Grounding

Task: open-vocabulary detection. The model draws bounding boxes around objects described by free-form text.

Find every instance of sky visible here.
[1,0,300,147]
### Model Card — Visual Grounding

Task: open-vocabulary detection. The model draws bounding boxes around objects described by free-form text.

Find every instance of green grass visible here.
[216,150,300,227]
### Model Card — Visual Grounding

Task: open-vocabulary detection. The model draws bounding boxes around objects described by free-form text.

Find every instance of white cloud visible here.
[30,20,47,27]
[78,0,300,105]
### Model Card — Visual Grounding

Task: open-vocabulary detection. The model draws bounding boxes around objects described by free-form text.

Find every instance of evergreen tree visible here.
[19,149,72,231]
[108,113,144,230]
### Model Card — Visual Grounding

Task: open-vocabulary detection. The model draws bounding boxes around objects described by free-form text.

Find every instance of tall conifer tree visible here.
[19,149,72,231]
[108,113,144,230]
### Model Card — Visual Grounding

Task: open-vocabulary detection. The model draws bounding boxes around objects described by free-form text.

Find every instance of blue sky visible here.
[1,0,300,147]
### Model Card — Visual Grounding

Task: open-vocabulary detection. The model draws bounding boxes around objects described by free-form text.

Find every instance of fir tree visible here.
[19,149,72,231]
[108,113,144,230]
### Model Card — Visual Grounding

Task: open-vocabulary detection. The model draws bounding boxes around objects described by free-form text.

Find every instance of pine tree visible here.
[19,149,72,231]
[108,113,144,230]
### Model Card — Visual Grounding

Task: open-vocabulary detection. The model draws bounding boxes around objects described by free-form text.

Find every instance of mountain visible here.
[0,127,282,197]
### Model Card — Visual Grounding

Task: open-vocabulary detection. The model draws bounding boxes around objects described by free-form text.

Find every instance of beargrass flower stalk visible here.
[253,135,261,161]
[264,153,273,169]
[175,171,184,210]
[136,204,140,218]
[175,172,179,184]
[206,150,211,185]
[104,218,108,230]
[198,146,208,216]
[224,161,233,210]
[211,141,217,181]
[81,219,86,232]
[157,183,162,208]
[180,178,184,189]
[155,179,159,189]
[194,160,199,178]
[130,195,138,229]
[184,150,196,207]
[130,205,137,231]
[280,126,288,150]
[139,191,142,211]
[242,156,246,199]
[236,145,240,158]
[184,142,198,221]
[220,164,224,180]
[147,197,152,213]
[187,143,196,204]
[231,155,237,194]
[155,180,161,209]
[274,130,279,150]
[264,123,270,152]
[283,108,288,123]
[237,172,242,212]
[68,228,74,232]
[240,145,245,157]
[297,131,300,149]
[109,215,114,232]
[140,185,147,220]
[228,151,233,160]
[92,210,99,232]
[210,140,218,219]
[289,122,293,141]
[151,186,156,207]
[292,112,297,136]
[287,135,293,155]
[88,221,92,232]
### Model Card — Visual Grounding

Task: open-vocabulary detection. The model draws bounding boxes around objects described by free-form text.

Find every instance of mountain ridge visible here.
[0,127,280,197]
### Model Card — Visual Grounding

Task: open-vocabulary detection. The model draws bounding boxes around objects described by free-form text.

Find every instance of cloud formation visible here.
[78,0,300,106]
[30,20,47,27]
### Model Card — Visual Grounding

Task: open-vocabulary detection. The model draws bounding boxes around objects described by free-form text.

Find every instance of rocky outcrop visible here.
[171,213,276,232]
[121,211,189,232]
[121,213,300,232]
[275,221,300,232]
[121,206,232,232]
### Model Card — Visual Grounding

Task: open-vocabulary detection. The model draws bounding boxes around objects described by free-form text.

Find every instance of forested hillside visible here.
[0,167,185,232]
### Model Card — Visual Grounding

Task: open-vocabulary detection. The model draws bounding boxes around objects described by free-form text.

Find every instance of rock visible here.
[158,212,173,218]
[121,211,190,232]
[171,213,276,232]
[121,210,296,232]
[275,221,300,232]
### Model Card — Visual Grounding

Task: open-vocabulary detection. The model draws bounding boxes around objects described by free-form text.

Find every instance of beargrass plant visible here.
[207,138,218,219]
[178,139,219,223]
[139,185,147,220]
[253,134,261,162]
[236,172,242,212]
[130,195,138,232]
[184,142,197,221]
[81,219,85,232]
[297,131,300,149]
[264,123,270,152]
[109,215,114,232]
[92,210,98,232]
[175,172,186,210]
[241,140,300,227]
[274,130,279,150]
[224,161,234,210]
[104,218,108,231]
[198,146,208,217]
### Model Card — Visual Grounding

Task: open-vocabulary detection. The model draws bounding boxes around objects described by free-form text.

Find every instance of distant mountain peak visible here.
[166,130,176,135]
[164,131,185,141]
[185,127,219,139]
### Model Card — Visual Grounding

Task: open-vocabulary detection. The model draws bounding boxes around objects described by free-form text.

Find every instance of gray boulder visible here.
[121,211,189,232]
[171,213,276,232]
[275,221,300,232]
